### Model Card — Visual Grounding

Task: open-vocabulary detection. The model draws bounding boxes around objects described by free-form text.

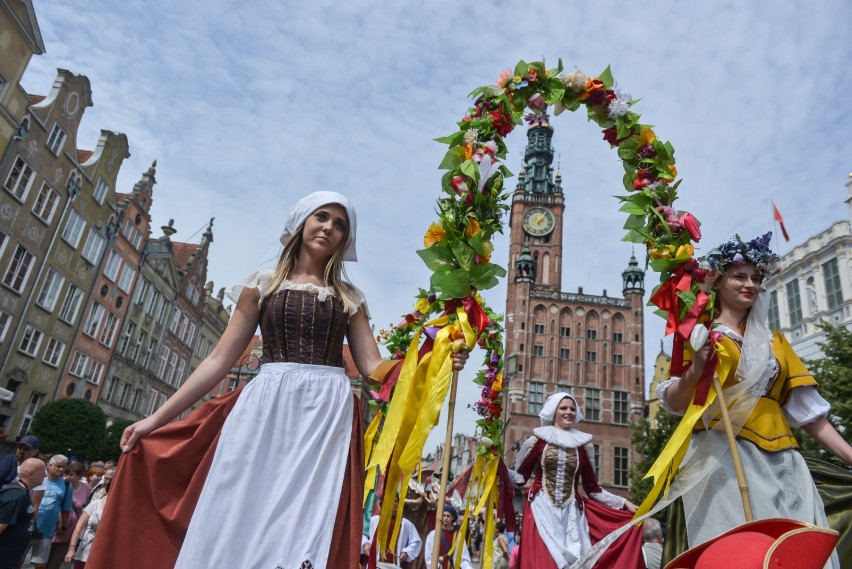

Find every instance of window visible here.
[155,346,170,378]
[62,210,86,248]
[185,323,197,347]
[36,267,65,312]
[93,177,109,204]
[532,344,544,356]
[3,156,35,201]
[131,331,147,363]
[3,245,36,293]
[157,300,169,324]
[614,391,629,424]
[18,392,44,435]
[613,447,630,487]
[534,323,545,334]
[166,352,179,386]
[131,388,143,412]
[556,384,572,395]
[46,123,67,155]
[560,326,570,337]
[32,183,60,223]
[585,388,601,421]
[104,251,122,282]
[586,350,597,362]
[81,231,106,265]
[559,348,570,359]
[786,280,803,326]
[118,322,136,356]
[768,290,780,330]
[58,285,84,324]
[84,359,105,385]
[42,338,65,367]
[118,383,130,407]
[195,334,207,357]
[69,351,90,377]
[18,325,43,357]
[527,382,545,414]
[176,358,187,386]
[228,377,239,391]
[612,332,623,343]
[612,353,623,365]
[104,377,118,402]
[134,279,151,306]
[117,265,136,293]
[142,338,157,369]
[823,258,843,310]
[586,329,597,340]
[0,310,10,343]
[147,289,161,316]
[83,302,105,337]
[592,444,601,480]
[99,312,120,347]
[169,307,180,332]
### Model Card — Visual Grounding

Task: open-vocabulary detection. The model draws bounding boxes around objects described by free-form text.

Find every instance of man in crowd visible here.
[0,458,45,569]
[30,455,71,569]
[424,505,472,569]
[642,517,664,569]
[362,495,423,568]
[0,437,40,486]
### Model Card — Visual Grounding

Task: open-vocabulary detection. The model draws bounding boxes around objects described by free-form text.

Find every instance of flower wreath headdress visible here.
[702,231,780,277]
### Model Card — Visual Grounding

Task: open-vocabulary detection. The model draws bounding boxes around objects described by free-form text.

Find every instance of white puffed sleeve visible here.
[782,385,831,428]
[224,269,275,309]
[656,377,686,416]
[347,285,371,320]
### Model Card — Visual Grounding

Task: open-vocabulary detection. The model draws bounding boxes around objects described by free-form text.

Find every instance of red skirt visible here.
[86,388,364,568]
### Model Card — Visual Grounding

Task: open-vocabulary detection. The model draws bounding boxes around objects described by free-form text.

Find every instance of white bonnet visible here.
[279,191,358,262]
[539,392,584,426]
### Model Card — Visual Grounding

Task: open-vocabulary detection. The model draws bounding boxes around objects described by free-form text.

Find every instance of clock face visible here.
[522,207,555,237]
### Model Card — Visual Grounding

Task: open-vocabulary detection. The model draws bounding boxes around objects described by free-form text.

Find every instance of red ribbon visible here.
[692,330,721,406]
[444,295,490,336]
[649,267,692,336]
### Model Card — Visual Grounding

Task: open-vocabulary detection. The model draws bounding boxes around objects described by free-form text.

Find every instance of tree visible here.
[100,419,134,462]
[796,322,852,467]
[629,408,680,517]
[31,399,107,461]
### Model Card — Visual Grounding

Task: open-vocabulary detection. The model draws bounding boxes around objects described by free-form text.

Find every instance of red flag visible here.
[772,201,790,241]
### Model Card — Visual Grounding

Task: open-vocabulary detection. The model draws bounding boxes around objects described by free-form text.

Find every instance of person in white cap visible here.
[511,392,638,569]
[88,192,468,569]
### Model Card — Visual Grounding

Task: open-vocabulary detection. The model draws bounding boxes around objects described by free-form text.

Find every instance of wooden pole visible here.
[430,369,460,569]
[712,375,754,522]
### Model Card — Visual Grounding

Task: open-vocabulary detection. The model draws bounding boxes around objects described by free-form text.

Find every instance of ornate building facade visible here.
[761,176,852,360]
[502,118,646,495]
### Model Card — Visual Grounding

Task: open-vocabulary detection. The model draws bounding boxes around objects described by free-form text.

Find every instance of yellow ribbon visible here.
[634,341,733,519]
[363,412,384,505]
[369,306,476,554]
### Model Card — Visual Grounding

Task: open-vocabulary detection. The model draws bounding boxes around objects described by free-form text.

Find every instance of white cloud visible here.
[22,0,852,451]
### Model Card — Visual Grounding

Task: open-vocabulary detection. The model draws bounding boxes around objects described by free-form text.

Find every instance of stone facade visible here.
[762,176,852,360]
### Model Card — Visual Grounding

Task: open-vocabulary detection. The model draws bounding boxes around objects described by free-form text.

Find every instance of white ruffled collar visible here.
[276,280,335,301]
[533,425,592,449]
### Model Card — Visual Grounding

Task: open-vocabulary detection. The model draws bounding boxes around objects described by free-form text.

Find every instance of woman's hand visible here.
[623,500,638,514]
[687,344,712,379]
[451,350,469,371]
[121,415,162,452]
[64,549,75,564]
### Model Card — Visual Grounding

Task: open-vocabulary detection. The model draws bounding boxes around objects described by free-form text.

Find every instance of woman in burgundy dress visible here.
[513,393,641,569]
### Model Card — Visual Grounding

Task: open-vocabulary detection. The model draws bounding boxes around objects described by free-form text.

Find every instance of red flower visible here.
[489,104,514,137]
[679,212,702,242]
[602,127,620,146]
[632,178,649,191]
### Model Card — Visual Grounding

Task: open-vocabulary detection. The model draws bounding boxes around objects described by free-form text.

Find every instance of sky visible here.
[21,0,852,452]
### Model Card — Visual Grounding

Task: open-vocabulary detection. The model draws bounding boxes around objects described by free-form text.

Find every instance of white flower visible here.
[608,97,630,118]
[560,66,586,92]
[647,180,664,190]
[478,154,499,192]
[613,86,633,104]
[463,130,477,146]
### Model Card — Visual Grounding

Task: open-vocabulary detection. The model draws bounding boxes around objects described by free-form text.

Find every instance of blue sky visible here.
[22,0,852,449]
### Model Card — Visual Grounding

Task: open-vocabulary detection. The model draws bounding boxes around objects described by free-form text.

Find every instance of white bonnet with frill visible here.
[279,191,358,262]
[539,392,584,426]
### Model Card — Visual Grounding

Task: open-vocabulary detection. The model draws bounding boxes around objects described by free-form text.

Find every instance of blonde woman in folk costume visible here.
[86,191,468,569]
[657,232,852,568]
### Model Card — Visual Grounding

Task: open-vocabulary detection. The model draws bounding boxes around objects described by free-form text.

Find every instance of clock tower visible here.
[503,115,646,497]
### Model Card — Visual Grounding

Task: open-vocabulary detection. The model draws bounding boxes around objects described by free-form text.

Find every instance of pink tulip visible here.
[679,212,702,242]
[528,93,545,111]
[450,176,469,196]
